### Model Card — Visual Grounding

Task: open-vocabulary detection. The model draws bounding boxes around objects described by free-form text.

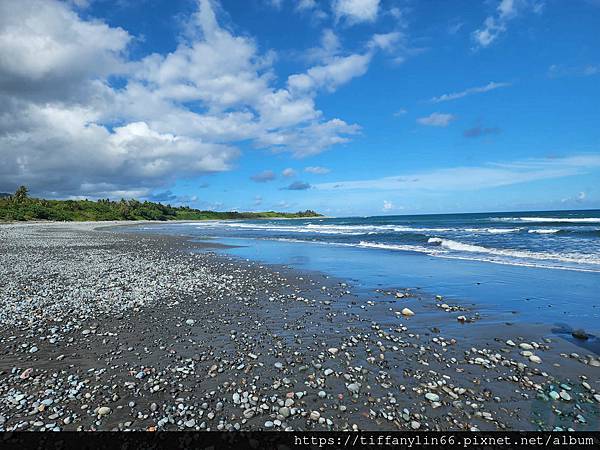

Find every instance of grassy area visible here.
[0,186,321,222]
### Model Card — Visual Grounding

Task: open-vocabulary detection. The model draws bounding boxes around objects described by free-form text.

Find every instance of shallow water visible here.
[123,209,600,332]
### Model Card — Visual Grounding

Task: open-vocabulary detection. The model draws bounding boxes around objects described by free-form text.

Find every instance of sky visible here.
[1,0,599,216]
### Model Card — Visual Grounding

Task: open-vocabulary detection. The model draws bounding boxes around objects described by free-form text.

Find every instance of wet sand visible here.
[0,222,598,431]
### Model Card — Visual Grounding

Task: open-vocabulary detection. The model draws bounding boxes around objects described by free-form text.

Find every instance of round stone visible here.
[425,392,440,402]
[97,406,111,416]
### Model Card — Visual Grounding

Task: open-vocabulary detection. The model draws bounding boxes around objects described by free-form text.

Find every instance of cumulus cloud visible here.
[383,200,393,211]
[287,27,408,99]
[304,166,330,174]
[430,81,510,103]
[281,181,312,190]
[288,53,371,93]
[417,113,455,127]
[0,0,359,197]
[333,0,380,24]
[282,168,296,177]
[257,118,359,157]
[251,170,276,182]
[303,29,341,62]
[0,0,130,102]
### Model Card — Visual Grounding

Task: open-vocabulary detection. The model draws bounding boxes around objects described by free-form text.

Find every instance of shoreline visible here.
[0,214,327,226]
[0,222,598,431]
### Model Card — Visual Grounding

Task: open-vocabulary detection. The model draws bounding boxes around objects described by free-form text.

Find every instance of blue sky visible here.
[1,0,599,215]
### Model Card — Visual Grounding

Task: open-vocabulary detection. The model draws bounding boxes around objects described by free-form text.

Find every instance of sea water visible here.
[124,209,600,332]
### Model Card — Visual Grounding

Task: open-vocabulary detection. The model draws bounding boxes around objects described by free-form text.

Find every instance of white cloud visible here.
[383,200,393,211]
[295,0,328,21]
[0,0,129,101]
[296,0,316,10]
[393,108,407,117]
[315,154,600,192]
[288,53,371,93]
[0,0,360,197]
[67,0,91,7]
[368,32,403,51]
[257,118,359,157]
[288,27,409,99]
[430,81,511,103]
[333,0,380,24]
[472,0,543,49]
[304,166,330,174]
[417,112,455,127]
[303,29,341,62]
[287,28,380,95]
[282,168,296,177]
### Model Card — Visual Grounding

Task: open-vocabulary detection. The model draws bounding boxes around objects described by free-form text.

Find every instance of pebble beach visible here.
[0,222,598,432]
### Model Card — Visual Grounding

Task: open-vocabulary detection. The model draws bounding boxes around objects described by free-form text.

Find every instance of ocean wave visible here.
[427,237,489,253]
[198,223,366,235]
[493,217,600,223]
[258,237,600,272]
[270,238,438,255]
[464,227,521,234]
[528,229,560,234]
[356,241,441,254]
[306,224,454,233]
[435,254,600,273]
[197,222,453,234]
[426,237,599,265]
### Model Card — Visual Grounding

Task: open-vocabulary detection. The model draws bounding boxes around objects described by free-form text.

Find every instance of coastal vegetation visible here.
[0,186,321,222]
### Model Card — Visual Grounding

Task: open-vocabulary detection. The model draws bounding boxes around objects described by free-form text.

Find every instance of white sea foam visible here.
[271,238,440,255]
[528,229,560,234]
[258,237,600,272]
[426,237,599,265]
[196,223,366,235]
[435,254,600,273]
[304,223,454,233]
[356,241,440,254]
[494,217,600,223]
[428,237,489,253]
[464,227,521,234]
[196,222,453,234]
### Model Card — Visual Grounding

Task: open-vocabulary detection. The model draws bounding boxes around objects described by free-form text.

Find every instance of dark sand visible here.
[0,222,598,431]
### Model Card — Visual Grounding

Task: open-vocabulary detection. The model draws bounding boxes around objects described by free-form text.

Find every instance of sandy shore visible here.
[0,222,598,431]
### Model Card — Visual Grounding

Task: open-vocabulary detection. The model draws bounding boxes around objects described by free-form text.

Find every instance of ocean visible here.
[125,209,600,331]
[137,209,600,272]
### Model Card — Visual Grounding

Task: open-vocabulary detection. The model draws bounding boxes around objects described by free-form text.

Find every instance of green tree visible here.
[14,185,29,203]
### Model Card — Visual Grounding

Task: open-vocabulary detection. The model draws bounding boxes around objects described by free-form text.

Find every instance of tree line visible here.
[0,186,321,222]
